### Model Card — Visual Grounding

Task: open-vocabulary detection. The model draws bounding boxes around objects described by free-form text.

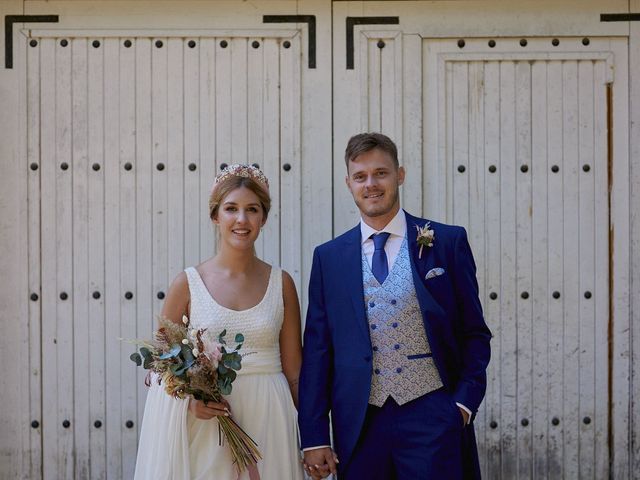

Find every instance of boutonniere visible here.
[415,223,435,259]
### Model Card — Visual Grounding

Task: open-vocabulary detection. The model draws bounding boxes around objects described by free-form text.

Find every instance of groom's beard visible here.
[354,185,400,218]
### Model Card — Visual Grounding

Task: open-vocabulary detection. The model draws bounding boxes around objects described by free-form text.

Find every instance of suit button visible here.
[390,299,397,305]
[392,322,398,328]
[394,344,400,350]
[375,369,381,374]
[369,302,375,308]
[371,324,377,330]
[373,346,379,352]
[396,368,402,373]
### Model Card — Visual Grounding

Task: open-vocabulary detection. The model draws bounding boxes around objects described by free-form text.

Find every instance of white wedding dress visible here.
[134,266,304,480]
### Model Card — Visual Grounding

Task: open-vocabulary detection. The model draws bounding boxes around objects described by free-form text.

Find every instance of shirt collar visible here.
[360,208,406,245]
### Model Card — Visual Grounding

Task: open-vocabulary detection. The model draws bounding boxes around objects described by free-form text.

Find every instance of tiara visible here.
[213,164,270,191]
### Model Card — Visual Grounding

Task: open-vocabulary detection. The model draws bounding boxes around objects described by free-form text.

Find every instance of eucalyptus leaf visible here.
[234,333,244,343]
[234,343,243,352]
[143,355,153,370]
[218,364,228,375]
[130,353,142,366]
[218,329,227,344]
[140,347,152,359]
[158,344,181,360]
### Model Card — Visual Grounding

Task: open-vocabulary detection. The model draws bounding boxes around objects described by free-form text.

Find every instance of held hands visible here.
[188,398,232,420]
[302,447,339,479]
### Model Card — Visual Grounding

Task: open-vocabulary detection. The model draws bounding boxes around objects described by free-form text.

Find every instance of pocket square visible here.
[425,267,445,280]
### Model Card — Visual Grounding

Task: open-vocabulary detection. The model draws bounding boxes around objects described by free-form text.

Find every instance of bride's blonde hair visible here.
[209,175,271,222]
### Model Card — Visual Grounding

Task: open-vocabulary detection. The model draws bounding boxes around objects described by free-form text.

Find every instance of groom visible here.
[298,133,492,479]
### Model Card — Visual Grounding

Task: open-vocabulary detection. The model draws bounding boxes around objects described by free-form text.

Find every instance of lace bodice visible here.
[184,266,284,352]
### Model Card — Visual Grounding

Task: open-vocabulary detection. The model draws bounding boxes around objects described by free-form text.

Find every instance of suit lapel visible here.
[340,225,370,342]
[404,211,445,319]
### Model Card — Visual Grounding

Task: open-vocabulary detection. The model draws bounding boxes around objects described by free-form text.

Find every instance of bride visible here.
[134,164,305,480]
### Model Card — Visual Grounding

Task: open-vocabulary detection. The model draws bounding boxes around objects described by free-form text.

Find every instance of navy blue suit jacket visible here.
[298,211,492,473]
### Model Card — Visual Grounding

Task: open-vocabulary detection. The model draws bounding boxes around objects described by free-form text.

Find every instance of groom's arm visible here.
[298,247,334,448]
[451,227,492,416]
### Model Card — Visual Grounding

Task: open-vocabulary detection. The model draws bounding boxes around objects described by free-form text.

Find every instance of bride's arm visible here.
[160,271,190,325]
[280,270,303,408]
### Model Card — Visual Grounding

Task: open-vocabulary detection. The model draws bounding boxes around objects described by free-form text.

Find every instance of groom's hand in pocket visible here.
[303,447,338,479]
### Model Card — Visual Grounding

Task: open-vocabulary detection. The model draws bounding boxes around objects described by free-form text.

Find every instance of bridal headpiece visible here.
[213,164,270,192]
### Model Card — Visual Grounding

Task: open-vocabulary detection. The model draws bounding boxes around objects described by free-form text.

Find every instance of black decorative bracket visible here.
[600,13,640,21]
[5,15,59,69]
[263,15,316,68]
[346,16,399,70]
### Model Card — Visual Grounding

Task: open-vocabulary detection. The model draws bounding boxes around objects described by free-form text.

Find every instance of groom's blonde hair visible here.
[344,132,399,169]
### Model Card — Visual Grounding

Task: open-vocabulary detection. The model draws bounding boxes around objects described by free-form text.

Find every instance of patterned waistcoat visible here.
[363,237,443,406]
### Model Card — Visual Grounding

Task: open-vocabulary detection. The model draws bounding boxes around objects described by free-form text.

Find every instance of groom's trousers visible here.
[342,388,464,480]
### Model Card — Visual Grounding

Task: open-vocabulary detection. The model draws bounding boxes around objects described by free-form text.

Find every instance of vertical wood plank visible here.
[87,35,106,480]
[39,37,57,480]
[71,37,90,480]
[467,60,486,472]
[215,37,232,170]
[451,61,468,227]
[514,60,533,480]
[103,37,122,480]
[561,60,580,480]
[367,37,380,132]
[482,59,502,480]
[119,37,138,479]
[280,33,302,290]
[54,36,75,480]
[498,60,517,480]
[231,38,248,164]
[380,35,396,139]
[401,35,422,215]
[199,38,216,261]
[546,60,565,480]
[577,59,596,480]
[184,37,201,269]
[167,38,185,281]
[423,40,444,219]
[530,60,549,480]
[151,36,169,327]
[135,38,153,438]
[261,38,281,267]
[26,35,43,480]
[592,59,609,480]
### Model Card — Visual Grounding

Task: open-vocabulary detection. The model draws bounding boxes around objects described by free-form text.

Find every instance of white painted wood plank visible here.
[444,60,454,222]
[247,35,266,261]
[530,59,550,480]
[368,37,381,132]
[231,38,248,164]
[199,38,216,262]
[577,59,596,480]
[118,37,138,479]
[184,37,201,269]
[401,35,422,215]
[628,4,640,474]
[514,59,533,480]
[393,35,403,168]
[466,60,486,473]
[280,33,302,290]
[609,38,630,480]
[359,31,370,133]
[87,35,107,480]
[152,36,169,324]
[54,36,75,480]
[498,60,517,480]
[215,37,232,171]
[103,37,122,480]
[39,37,58,480]
[71,37,90,480]
[481,59,502,480]
[451,61,468,227]
[134,38,153,438]
[591,59,609,480]
[561,60,581,480]
[546,60,565,480]
[260,38,280,267]
[167,38,185,282]
[26,36,43,480]
[380,35,396,139]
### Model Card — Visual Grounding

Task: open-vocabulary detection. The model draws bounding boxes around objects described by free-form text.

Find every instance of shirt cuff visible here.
[302,445,331,452]
[456,402,472,425]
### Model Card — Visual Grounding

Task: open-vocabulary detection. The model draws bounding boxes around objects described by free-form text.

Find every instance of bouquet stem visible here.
[218,416,262,471]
